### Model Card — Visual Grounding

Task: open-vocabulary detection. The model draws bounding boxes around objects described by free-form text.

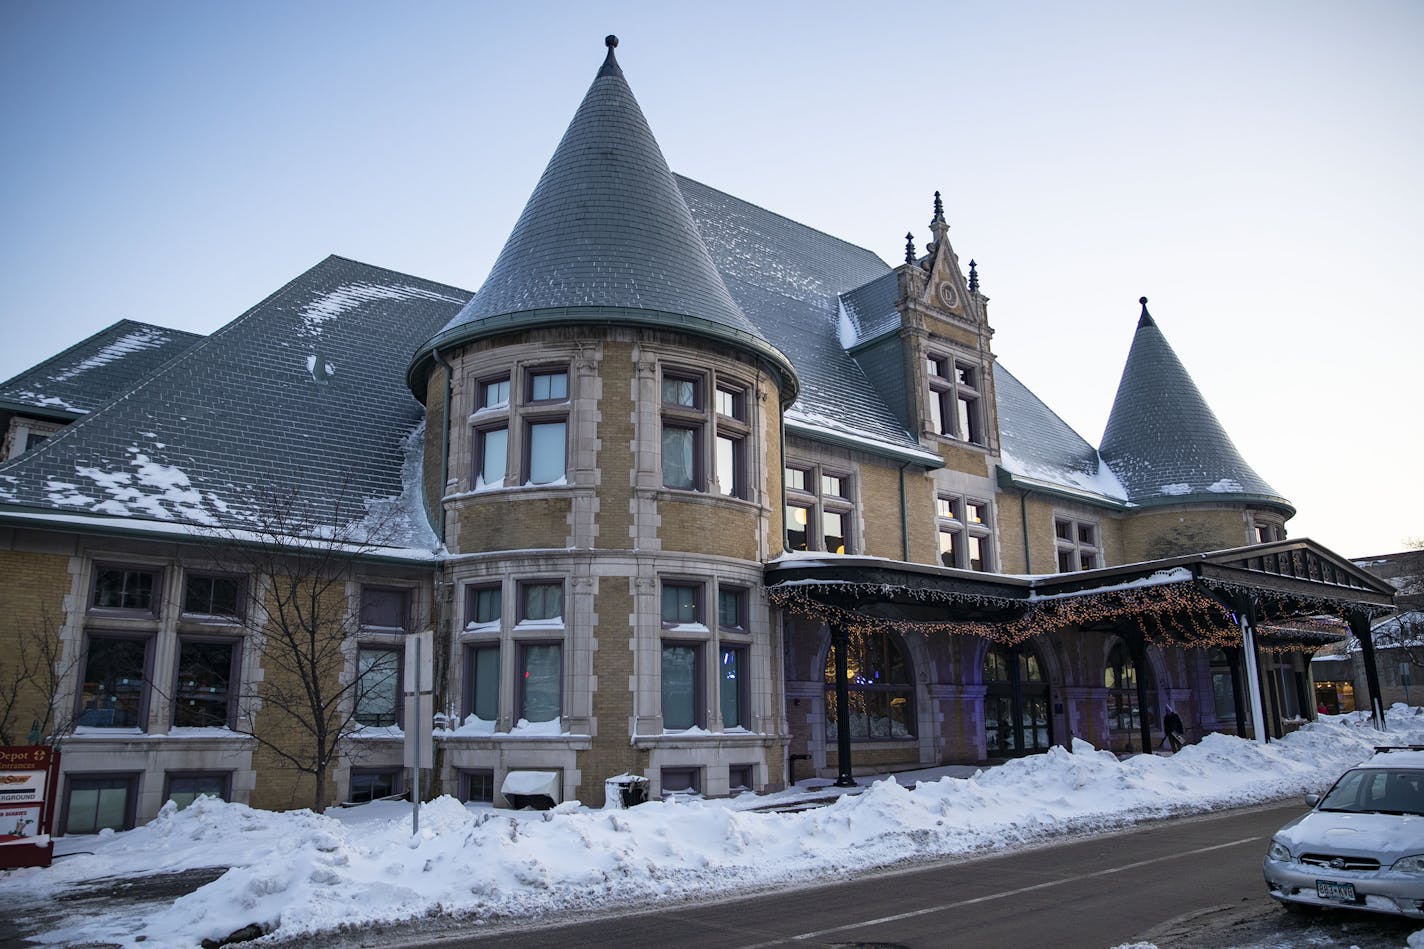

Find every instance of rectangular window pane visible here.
[715,434,742,497]
[935,496,954,519]
[174,640,234,727]
[929,391,946,435]
[78,636,147,728]
[720,646,743,728]
[1078,524,1096,546]
[939,530,961,568]
[183,575,241,616]
[966,502,987,524]
[93,568,156,611]
[968,535,986,572]
[786,504,809,551]
[662,426,696,490]
[1212,672,1236,719]
[478,427,507,487]
[957,395,977,443]
[519,644,561,723]
[522,583,562,622]
[1055,520,1072,540]
[355,649,399,727]
[956,364,973,387]
[822,511,846,554]
[661,584,700,625]
[527,420,566,484]
[66,779,131,834]
[470,645,499,721]
[662,377,698,407]
[530,371,568,402]
[481,378,510,409]
[662,644,698,729]
[360,588,409,630]
[349,770,397,803]
[785,467,806,492]
[717,589,743,630]
[821,474,843,498]
[927,356,945,378]
[469,586,501,626]
[715,386,742,419]
[1057,549,1075,572]
[464,770,495,803]
[167,774,227,810]
[1080,552,1097,570]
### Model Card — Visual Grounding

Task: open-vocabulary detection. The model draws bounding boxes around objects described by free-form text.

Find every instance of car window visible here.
[1319,768,1424,815]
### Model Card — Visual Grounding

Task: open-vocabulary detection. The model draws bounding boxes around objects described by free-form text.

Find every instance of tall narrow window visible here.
[526,420,566,485]
[467,644,499,722]
[355,648,400,727]
[661,642,701,730]
[173,639,236,728]
[475,426,508,488]
[937,493,993,571]
[661,373,703,490]
[720,645,746,729]
[1105,640,1139,732]
[522,367,569,485]
[518,643,561,723]
[465,585,501,629]
[714,384,749,499]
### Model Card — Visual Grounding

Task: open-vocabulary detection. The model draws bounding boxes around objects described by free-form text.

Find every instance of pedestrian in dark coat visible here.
[1163,706,1185,752]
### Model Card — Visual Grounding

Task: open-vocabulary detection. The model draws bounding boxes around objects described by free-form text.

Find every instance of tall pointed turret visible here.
[1099,298,1292,514]
[411,36,794,398]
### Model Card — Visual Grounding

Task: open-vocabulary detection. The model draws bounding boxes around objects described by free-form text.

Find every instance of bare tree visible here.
[206,493,423,813]
[0,606,81,747]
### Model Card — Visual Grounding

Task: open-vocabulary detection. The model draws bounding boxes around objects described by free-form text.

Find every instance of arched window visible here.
[983,645,1051,755]
[824,629,914,740]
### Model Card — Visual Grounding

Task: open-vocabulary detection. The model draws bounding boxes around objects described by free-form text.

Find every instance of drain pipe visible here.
[430,347,454,545]
[1019,489,1032,573]
[899,461,912,561]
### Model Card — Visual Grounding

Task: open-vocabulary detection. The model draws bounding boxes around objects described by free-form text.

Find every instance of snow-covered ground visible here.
[6,706,1424,948]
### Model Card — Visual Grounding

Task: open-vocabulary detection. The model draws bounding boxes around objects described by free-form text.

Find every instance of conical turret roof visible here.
[411,37,795,399]
[1099,298,1292,514]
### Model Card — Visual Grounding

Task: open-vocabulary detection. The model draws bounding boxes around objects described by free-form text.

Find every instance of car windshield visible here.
[1319,767,1424,815]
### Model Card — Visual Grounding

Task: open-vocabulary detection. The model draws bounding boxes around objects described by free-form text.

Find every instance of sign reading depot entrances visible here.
[0,745,62,869]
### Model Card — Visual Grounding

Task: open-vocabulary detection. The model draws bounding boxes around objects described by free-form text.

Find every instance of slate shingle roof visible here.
[994,363,1126,503]
[1099,303,1291,513]
[0,256,470,547]
[414,41,794,400]
[676,176,931,459]
[0,319,202,419]
[838,271,902,344]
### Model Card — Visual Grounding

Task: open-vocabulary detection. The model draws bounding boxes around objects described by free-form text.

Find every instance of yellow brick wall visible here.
[1121,507,1251,562]
[453,496,575,553]
[583,583,641,788]
[658,499,759,561]
[597,341,636,547]
[0,550,71,746]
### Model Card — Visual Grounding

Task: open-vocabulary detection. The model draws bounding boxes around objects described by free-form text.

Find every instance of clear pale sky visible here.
[2,1,1420,557]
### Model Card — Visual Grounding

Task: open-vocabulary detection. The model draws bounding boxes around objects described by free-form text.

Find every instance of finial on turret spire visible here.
[1137,296,1155,328]
[599,34,623,78]
[904,233,916,265]
[968,259,979,294]
[931,190,944,225]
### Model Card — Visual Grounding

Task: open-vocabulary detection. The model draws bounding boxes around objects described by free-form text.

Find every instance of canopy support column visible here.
[830,622,856,787]
[1238,601,1269,745]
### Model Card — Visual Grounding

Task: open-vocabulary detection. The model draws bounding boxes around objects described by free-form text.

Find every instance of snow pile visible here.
[8,708,1424,948]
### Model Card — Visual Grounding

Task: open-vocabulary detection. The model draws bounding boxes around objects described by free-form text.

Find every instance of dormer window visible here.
[926,352,984,445]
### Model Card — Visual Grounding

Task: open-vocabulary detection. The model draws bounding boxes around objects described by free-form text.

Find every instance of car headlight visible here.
[1268,840,1292,862]
[1391,854,1424,873]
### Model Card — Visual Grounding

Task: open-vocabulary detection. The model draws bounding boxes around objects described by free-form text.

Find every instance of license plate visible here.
[1316,880,1357,902]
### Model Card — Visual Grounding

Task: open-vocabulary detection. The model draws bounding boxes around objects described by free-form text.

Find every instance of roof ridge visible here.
[0,318,198,393]
[321,253,474,298]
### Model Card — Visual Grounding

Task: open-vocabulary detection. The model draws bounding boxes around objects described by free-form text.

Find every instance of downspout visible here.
[899,461,912,561]
[1019,490,1032,574]
[430,347,454,545]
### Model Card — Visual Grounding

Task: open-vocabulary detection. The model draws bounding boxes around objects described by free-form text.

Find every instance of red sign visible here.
[0,746,61,869]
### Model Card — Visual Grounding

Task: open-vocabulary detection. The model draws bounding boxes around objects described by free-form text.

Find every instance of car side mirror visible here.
[1304,792,1320,807]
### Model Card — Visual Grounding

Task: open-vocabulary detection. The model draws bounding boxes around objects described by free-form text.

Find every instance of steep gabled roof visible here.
[412,38,795,402]
[0,256,469,548]
[677,176,938,464]
[0,319,202,420]
[994,363,1126,504]
[1099,299,1292,514]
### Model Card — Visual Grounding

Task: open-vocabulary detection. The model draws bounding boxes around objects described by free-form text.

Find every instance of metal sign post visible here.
[403,630,434,835]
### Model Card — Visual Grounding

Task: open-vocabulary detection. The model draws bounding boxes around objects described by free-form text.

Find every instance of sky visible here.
[1,1,1420,557]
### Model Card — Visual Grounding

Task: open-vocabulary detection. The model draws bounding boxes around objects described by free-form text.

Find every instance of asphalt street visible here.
[325,800,1417,949]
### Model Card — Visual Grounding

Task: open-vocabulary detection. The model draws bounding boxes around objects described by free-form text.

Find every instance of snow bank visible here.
[9,707,1424,947]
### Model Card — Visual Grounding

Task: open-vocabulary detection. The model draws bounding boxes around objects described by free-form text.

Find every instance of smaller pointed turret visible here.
[1099,298,1292,515]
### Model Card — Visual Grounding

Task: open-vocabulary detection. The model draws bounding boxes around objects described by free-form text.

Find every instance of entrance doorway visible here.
[983,645,1052,756]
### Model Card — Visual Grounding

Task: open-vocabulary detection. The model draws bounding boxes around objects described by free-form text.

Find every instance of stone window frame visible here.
[460,768,496,804]
[353,644,402,728]
[521,364,571,487]
[936,493,995,571]
[463,359,575,491]
[348,767,403,804]
[171,634,242,729]
[728,763,755,793]
[660,766,702,797]
[657,576,753,732]
[925,349,985,446]
[784,461,856,554]
[1249,513,1285,545]
[359,585,411,633]
[658,363,754,499]
[1053,515,1101,572]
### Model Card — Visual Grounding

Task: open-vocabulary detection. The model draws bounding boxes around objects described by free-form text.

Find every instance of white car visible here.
[1264,748,1424,919]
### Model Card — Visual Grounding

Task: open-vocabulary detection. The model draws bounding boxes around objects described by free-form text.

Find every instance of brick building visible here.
[0,38,1396,832]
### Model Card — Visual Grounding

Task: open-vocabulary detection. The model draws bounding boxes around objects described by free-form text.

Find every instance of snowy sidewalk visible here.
[4,707,1422,949]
